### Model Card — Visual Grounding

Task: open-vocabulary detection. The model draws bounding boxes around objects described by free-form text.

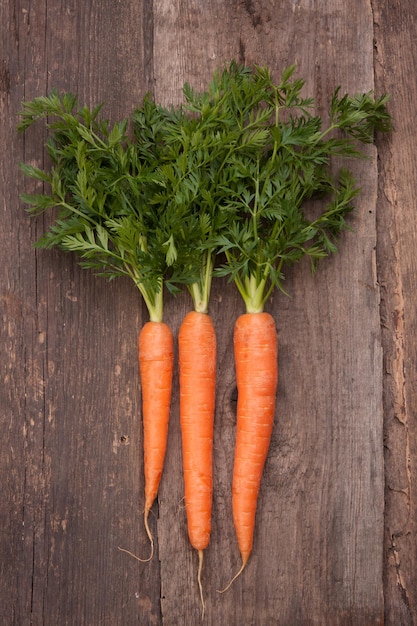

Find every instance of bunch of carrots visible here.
[18,62,392,614]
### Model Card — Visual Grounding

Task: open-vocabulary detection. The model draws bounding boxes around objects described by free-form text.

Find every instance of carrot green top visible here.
[178,62,392,313]
[18,93,189,322]
[144,94,234,315]
[18,64,392,318]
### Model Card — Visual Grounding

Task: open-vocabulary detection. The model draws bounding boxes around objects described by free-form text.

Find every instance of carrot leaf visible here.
[188,63,393,312]
[18,92,190,322]
[18,65,392,317]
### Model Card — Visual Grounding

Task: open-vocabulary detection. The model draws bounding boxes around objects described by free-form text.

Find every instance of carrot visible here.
[178,310,216,613]
[138,320,174,559]
[230,312,278,580]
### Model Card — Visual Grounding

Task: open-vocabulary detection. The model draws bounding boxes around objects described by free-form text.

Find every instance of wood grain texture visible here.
[0,0,413,624]
[373,1,417,623]
[1,1,159,625]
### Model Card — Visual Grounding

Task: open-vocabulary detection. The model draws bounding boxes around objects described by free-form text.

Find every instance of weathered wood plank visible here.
[1,1,161,625]
[1,4,52,623]
[153,1,384,624]
[373,1,417,623]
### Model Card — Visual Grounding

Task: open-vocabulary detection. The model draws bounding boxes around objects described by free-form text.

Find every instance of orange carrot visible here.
[178,310,216,610]
[138,320,174,558]
[227,311,278,585]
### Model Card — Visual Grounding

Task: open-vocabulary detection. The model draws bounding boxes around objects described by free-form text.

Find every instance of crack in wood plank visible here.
[373,4,416,619]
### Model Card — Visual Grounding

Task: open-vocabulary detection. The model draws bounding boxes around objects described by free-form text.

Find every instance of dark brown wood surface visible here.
[1,1,415,624]
[373,1,417,623]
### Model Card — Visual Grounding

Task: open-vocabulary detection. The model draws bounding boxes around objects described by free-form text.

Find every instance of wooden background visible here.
[1,1,416,624]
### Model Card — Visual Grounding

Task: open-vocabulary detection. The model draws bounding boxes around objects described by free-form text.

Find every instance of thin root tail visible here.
[117,509,154,563]
[197,549,206,621]
[217,558,248,593]
[143,509,155,560]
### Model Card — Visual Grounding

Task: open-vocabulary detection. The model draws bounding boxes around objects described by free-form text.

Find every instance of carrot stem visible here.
[188,251,214,314]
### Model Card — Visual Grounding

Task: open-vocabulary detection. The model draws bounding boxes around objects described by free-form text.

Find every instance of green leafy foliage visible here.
[18,63,392,317]
[17,91,191,320]
[177,62,392,312]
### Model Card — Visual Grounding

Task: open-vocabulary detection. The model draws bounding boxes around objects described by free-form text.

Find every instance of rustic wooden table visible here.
[1,1,416,624]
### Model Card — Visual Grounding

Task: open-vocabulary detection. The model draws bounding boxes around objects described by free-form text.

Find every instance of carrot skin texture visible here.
[232,312,278,565]
[179,311,216,551]
[138,321,174,514]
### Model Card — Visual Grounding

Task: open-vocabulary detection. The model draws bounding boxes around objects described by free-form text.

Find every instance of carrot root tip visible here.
[117,509,154,563]
[117,545,152,563]
[217,557,248,593]
[197,549,205,621]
